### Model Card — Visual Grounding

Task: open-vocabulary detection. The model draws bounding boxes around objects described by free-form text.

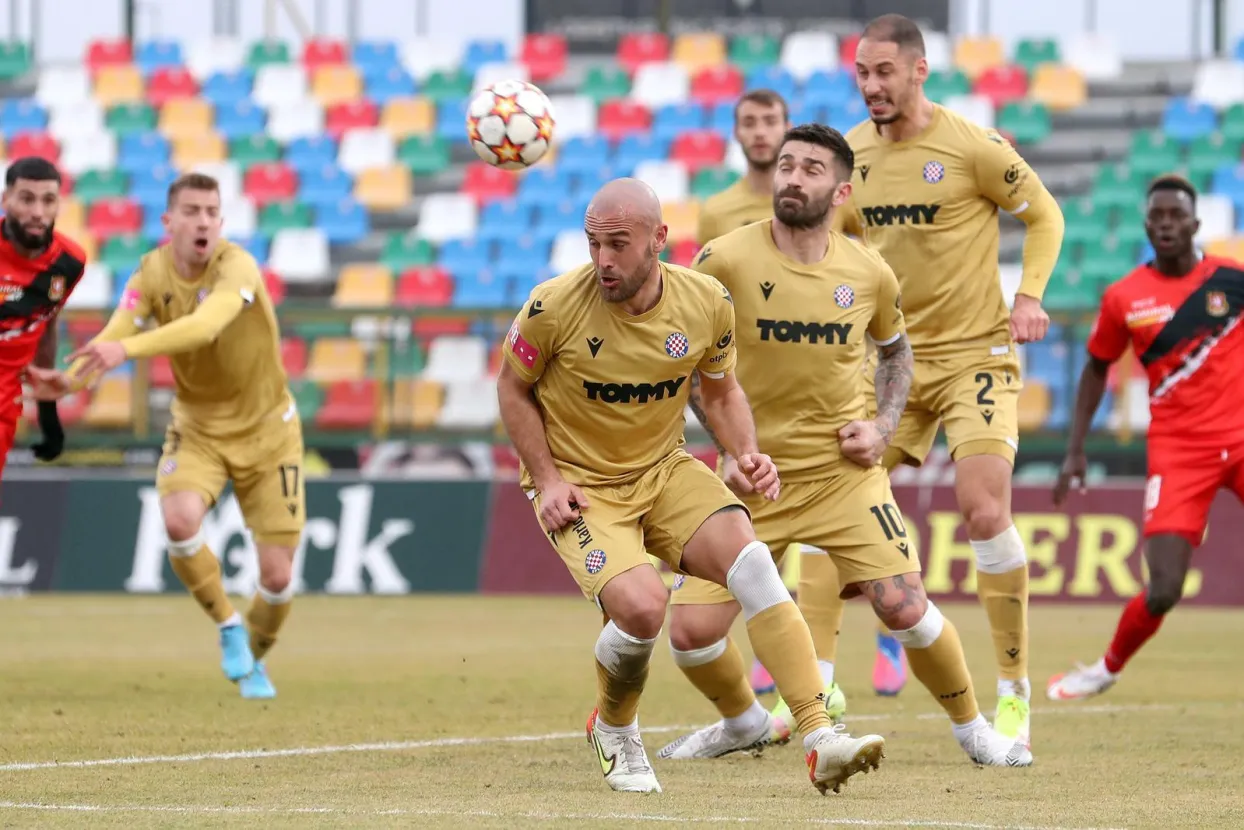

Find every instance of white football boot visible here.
[586,708,661,793]
[956,719,1034,767]
[1046,659,1119,701]
[658,712,781,760]
[803,723,886,795]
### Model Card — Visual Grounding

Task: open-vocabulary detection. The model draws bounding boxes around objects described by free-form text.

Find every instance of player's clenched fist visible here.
[718,454,755,496]
[839,419,888,468]
[1010,294,1050,344]
[735,452,780,501]
[538,478,591,531]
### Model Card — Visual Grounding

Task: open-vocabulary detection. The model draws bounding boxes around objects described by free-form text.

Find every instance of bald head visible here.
[586,177,663,228]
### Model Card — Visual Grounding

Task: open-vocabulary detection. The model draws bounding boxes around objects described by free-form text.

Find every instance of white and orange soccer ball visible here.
[466,80,555,169]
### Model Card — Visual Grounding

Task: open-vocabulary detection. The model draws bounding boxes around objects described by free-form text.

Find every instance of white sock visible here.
[818,660,835,687]
[724,700,769,736]
[1091,657,1119,679]
[595,716,639,735]
[218,611,242,630]
[997,677,1030,701]
[952,714,990,743]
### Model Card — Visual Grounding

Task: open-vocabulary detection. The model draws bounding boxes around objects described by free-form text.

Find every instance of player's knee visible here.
[600,575,667,641]
[668,606,730,652]
[255,540,297,595]
[960,497,1011,541]
[890,601,944,649]
[1145,577,1185,617]
[163,514,203,550]
[864,574,929,631]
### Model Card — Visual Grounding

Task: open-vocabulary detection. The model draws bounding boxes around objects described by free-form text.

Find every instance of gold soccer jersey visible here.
[86,241,291,438]
[836,105,1062,356]
[502,262,736,489]
[696,178,774,246]
[692,220,905,479]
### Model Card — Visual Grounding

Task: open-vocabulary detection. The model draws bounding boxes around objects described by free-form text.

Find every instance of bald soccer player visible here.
[833,14,1066,748]
[27,173,303,701]
[659,124,1032,769]
[497,177,885,796]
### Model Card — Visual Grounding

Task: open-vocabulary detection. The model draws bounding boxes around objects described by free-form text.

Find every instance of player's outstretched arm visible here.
[1053,355,1111,506]
[496,360,588,530]
[118,291,246,359]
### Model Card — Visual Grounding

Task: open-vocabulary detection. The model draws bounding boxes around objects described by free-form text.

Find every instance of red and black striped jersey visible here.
[1087,254,1244,440]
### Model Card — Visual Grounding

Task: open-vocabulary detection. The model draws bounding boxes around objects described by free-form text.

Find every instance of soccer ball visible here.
[466,80,555,170]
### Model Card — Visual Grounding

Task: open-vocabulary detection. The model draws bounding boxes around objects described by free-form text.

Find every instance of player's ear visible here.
[832,180,853,207]
[652,222,668,254]
[913,55,929,84]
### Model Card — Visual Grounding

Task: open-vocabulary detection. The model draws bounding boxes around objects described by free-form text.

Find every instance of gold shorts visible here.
[531,449,745,602]
[670,464,920,605]
[157,404,307,543]
[865,345,1022,467]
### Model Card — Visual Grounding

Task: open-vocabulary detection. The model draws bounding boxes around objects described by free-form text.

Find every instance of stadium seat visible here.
[838,33,860,67]
[652,102,706,142]
[801,70,855,108]
[354,165,412,211]
[1195,193,1235,244]
[551,228,589,272]
[670,130,726,171]
[334,264,394,307]
[187,38,246,80]
[337,127,392,173]
[520,33,568,81]
[546,94,596,140]
[312,64,363,107]
[953,36,1004,79]
[463,39,508,76]
[729,34,780,73]
[8,131,59,163]
[691,166,738,199]
[244,162,298,205]
[0,41,30,80]
[212,99,265,139]
[582,65,630,101]
[1188,133,1242,178]
[1192,61,1244,111]
[922,31,954,72]
[423,335,487,382]
[60,133,117,176]
[316,199,369,243]
[672,33,726,74]
[86,38,133,72]
[270,228,330,282]
[268,100,325,143]
[353,41,400,77]
[381,231,435,271]
[1129,130,1181,179]
[36,66,92,109]
[1017,380,1052,431]
[1029,65,1087,111]
[663,200,701,242]
[780,31,837,82]
[105,102,156,138]
[306,338,367,382]
[973,65,1028,107]
[88,198,141,237]
[48,100,105,142]
[1015,38,1061,73]
[617,33,670,74]
[221,197,257,237]
[435,97,470,142]
[1063,33,1122,81]
[135,40,182,76]
[74,168,128,205]
[631,63,690,108]
[201,68,253,107]
[158,97,213,139]
[286,137,336,173]
[1162,98,1218,143]
[173,133,226,168]
[82,375,132,428]
[388,378,438,428]
[437,379,500,428]
[93,65,144,106]
[691,66,744,104]
[316,380,379,430]
[253,64,307,108]
[473,61,530,92]
[0,99,46,141]
[597,99,652,139]
[997,101,1051,144]
[942,94,995,129]
[365,66,416,105]
[416,193,478,242]
[303,38,348,69]
[462,163,517,203]
[147,67,198,105]
[382,97,435,139]
[64,263,113,310]
[1205,235,1244,260]
[401,37,463,81]
[396,266,453,306]
[56,198,87,240]
[924,69,971,102]
[281,336,308,376]
[398,134,450,175]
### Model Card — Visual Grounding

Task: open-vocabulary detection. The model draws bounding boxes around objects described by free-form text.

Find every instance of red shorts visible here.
[1144,434,1244,546]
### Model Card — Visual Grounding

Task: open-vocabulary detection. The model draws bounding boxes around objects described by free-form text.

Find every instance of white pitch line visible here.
[0,702,1184,774]
[0,801,1129,830]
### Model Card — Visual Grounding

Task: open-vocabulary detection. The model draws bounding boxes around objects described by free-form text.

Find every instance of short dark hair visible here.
[5,157,61,188]
[780,123,854,178]
[167,172,220,208]
[1147,174,1197,207]
[861,13,927,57]
[734,88,788,123]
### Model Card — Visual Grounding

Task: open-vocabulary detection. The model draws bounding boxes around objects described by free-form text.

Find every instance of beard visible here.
[3,215,53,251]
[773,189,832,229]
[743,145,778,171]
[598,248,656,304]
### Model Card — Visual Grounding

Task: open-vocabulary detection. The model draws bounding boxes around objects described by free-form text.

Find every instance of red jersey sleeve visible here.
[1085,286,1130,363]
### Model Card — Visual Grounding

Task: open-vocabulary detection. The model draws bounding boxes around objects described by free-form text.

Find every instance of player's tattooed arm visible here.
[872,333,913,443]
[688,371,727,455]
